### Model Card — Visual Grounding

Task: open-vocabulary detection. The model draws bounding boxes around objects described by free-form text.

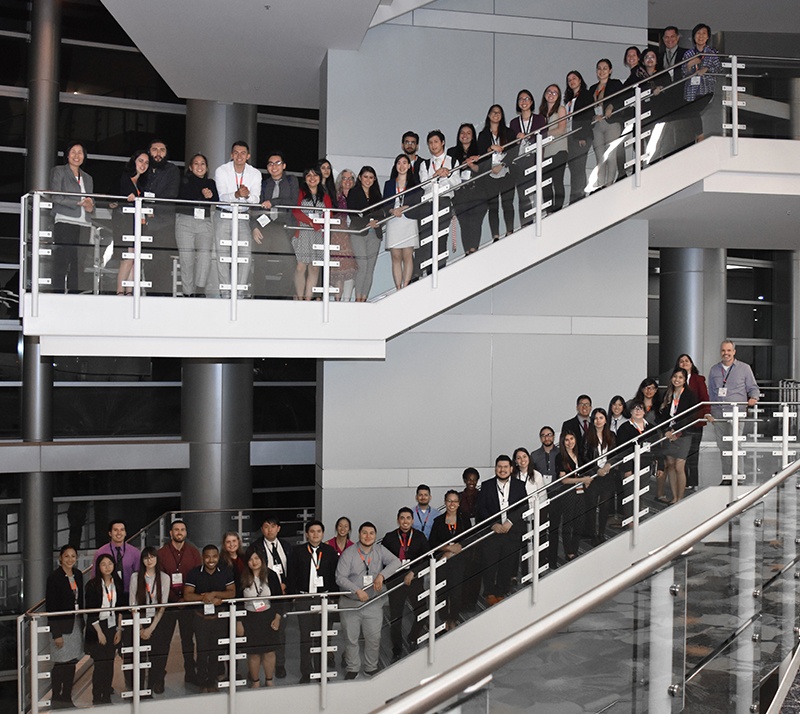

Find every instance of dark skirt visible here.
[242,608,280,654]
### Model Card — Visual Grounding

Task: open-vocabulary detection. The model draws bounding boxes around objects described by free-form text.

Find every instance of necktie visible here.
[271,543,283,578]
[270,180,280,220]
[582,420,588,433]
[115,546,123,567]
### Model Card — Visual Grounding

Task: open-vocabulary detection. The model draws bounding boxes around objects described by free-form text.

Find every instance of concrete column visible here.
[22,0,61,607]
[185,100,257,174]
[25,0,61,190]
[181,359,253,546]
[659,248,726,376]
[21,336,54,608]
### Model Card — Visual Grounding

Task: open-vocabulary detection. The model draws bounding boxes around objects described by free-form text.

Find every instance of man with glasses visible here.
[401,131,424,175]
[253,151,299,297]
[561,395,593,453]
[707,339,760,480]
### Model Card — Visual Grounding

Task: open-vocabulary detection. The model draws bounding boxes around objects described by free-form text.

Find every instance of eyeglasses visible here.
[545,89,559,95]
[445,499,460,504]
[540,433,554,438]
[342,176,355,182]
[267,161,283,167]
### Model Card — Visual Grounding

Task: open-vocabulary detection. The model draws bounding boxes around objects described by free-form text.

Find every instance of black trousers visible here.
[387,578,425,654]
[481,530,522,597]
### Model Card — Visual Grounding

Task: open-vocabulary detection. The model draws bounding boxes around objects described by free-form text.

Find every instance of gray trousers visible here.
[350,229,381,298]
[340,600,385,673]
[174,213,212,295]
[214,212,251,296]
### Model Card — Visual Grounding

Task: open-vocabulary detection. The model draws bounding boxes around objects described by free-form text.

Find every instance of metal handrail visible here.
[373,456,800,714]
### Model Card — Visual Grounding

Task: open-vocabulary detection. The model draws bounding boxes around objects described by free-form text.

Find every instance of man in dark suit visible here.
[381,507,429,660]
[476,455,528,604]
[288,520,338,684]
[658,26,689,82]
[252,514,294,678]
[560,394,593,453]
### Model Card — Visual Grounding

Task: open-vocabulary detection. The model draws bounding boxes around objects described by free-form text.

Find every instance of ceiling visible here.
[100,0,388,109]
[641,184,800,250]
[101,0,799,111]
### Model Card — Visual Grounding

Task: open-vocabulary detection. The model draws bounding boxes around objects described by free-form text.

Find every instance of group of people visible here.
[45,24,721,301]
[45,338,758,702]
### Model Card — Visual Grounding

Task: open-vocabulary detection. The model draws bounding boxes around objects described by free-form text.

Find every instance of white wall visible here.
[322,0,647,178]
[317,219,649,534]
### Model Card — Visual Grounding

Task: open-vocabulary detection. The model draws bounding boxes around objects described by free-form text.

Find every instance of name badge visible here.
[270,564,283,576]
[203,603,215,616]
[145,607,156,619]
[144,191,155,199]
[101,609,114,622]
[400,559,409,566]
[253,600,267,612]
[315,576,324,587]
[194,208,205,220]
[718,387,727,398]
[362,575,373,587]
[257,214,271,227]
[691,75,701,86]
[171,573,183,586]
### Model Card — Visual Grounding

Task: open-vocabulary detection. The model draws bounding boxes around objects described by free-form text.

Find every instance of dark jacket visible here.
[588,78,626,124]
[176,172,219,215]
[287,541,338,594]
[476,476,528,533]
[45,566,84,640]
[346,186,385,240]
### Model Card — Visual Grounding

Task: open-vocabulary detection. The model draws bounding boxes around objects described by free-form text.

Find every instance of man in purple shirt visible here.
[93,519,141,599]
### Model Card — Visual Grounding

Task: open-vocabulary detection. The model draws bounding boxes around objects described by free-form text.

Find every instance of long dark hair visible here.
[564,71,587,102]
[357,165,382,205]
[317,158,337,200]
[512,446,536,482]
[125,150,149,180]
[585,407,615,452]
[300,166,324,198]
[539,84,562,119]
[389,154,420,187]
[239,545,268,590]
[185,153,209,179]
[674,353,699,375]
[661,368,689,410]
[134,546,164,606]
[559,430,580,469]
[453,123,479,157]
[634,377,659,406]
[482,104,511,144]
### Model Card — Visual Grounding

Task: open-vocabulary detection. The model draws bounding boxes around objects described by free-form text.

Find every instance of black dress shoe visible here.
[275,665,287,679]
[344,671,358,680]
[152,682,165,694]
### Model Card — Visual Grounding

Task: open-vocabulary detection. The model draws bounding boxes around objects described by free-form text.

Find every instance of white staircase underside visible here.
[21,138,800,359]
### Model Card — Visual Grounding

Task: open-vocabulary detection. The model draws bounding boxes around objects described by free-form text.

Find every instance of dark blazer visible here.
[381,527,430,574]
[287,541,338,594]
[259,174,300,224]
[84,573,124,644]
[382,177,423,217]
[565,90,594,146]
[50,164,94,218]
[476,476,528,533]
[428,512,472,552]
[561,415,589,454]
[588,78,626,124]
[253,536,295,587]
[657,387,700,433]
[45,566,84,640]
[346,186,385,240]
[658,45,690,81]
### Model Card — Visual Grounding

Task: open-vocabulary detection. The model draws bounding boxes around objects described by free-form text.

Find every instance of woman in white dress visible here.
[382,154,422,290]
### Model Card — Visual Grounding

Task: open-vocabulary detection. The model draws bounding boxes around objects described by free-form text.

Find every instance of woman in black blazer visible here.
[45,545,85,707]
[588,59,625,189]
[477,104,516,241]
[428,490,473,630]
[85,554,124,704]
[563,71,594,205]
[657,367,700,503]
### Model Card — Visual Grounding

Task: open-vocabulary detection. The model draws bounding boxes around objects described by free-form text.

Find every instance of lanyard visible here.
[356,546,373,574]
[398,530,412,560]
[235,171,244,190]
[721,364,733,386]
[446,520,457,535]
[415,506,431,529]
[519,115,532,134]
[671,390,682,416]
[103,581,115,608]
[631,420,645,434]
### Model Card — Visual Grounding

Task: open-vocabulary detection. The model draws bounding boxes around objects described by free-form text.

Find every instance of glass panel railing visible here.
[21,55,800,322]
